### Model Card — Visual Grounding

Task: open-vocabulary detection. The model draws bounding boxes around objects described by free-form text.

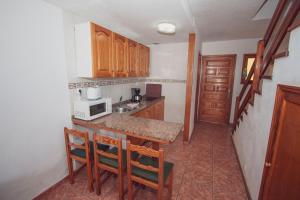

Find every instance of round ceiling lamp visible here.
[157,22,176,34]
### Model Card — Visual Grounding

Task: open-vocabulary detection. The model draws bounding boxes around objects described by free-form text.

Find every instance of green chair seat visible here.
[71,141,109,159]
[132,156,173,183]
[99,147,139,169]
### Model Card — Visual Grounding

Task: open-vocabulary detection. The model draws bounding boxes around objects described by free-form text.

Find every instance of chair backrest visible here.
[126,141,164,186]
[93,133,123,170]
[64,127,91,160]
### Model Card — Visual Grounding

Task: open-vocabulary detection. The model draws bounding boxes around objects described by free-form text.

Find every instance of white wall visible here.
[0,0,72,199]
[148,43,188,123]
[202,38,260,122]
[233,27,300,200]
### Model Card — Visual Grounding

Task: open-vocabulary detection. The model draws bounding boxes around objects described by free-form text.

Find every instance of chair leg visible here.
[128,178,133,200]
[67,156,74,184]
[157,184,163,200]
[118,173,124,200]
[86,161,94,192]
[94,166,101,195]
[168,168,174,200]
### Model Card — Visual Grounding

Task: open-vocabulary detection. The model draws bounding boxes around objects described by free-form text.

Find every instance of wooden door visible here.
[198,55,236,124]
[259,85,300,200]
[113,33,128,77]
[128,39,139,77]
[91,23,113,77]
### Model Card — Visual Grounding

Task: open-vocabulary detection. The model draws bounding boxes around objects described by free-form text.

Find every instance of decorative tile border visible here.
[68,78,186,89]
[146,78,186,83]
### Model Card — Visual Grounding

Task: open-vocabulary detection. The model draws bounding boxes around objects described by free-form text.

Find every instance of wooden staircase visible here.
[232,0,300,133]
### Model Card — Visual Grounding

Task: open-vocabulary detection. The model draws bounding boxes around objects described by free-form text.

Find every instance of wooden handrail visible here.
[237,86,253,121]
[238,60,255,99]
[260,0,300,78]
[234,96,240,125]
[252,40,265,93]
[264,0,288,44]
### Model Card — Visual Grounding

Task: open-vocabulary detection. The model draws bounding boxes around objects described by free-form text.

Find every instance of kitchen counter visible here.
[72,97,183,144]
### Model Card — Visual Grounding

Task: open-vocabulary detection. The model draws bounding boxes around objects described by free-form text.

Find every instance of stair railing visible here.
[233,0,300,132]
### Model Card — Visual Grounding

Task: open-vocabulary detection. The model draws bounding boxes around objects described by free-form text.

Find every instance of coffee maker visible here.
[131,88,142,102]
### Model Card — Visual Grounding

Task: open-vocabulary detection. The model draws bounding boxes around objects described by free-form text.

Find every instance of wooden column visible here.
[183,33,196,142]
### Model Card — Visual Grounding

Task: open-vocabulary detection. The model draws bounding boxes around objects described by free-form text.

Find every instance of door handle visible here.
[265,162,272,167]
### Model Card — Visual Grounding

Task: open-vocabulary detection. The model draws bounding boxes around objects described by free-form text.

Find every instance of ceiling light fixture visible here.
[157,22,176,34]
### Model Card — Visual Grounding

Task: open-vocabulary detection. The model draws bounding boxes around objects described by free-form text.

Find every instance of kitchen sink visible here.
[114,106,133,113]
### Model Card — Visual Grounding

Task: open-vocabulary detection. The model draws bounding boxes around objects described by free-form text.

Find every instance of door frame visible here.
[198,54,236,124]
[259,84,300,199]
[194,53,202,122]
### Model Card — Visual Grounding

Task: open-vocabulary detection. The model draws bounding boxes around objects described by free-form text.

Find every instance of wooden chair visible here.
[93,134,133,200]
[64,128,109,192]
[126,141,174,200]
[64,127,94,192]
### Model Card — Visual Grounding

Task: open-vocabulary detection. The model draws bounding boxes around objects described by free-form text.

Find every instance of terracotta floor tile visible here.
[38,122,248,200]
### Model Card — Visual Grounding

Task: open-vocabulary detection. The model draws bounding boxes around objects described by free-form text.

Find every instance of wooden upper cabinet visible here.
[113,33,128,77]
[139,44,150,77]
[92,23,113,77]
[75,21,149,78]
[128,39,139,77]
[145,46,150,76]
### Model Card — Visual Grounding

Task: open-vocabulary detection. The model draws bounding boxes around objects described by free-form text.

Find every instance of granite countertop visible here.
[72,97,183,144]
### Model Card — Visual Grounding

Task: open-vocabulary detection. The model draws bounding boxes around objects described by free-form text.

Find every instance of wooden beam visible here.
[183,33,196,142]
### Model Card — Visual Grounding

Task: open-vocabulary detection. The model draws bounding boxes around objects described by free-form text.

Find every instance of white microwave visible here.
[74,97,112,121]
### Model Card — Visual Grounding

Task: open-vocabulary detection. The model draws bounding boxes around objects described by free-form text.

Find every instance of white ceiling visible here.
[45,0,274,44]
[189,0,274,41]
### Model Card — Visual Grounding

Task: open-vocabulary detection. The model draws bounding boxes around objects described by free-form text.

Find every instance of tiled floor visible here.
[37,122,248,200]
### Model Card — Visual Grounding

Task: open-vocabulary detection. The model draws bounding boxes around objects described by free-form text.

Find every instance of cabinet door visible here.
[133,100,164,120]
[113,33,128,77]
[155,100,164,120]
[128,40,139,77]
[139,44,150,77]
[145,46,150,77]
[91,23,113,77]
[138,44,146,76]
[139,107,151,119]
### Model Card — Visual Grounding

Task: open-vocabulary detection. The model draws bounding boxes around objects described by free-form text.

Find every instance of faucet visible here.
[118,96,122,107]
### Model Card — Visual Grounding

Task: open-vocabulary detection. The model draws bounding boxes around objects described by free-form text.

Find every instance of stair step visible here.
[255,89,262,95]
[288,20,300,32]
[249,99,254,106]
[262,75,272,80]
[272,50,289,60]
[244,109,248,115]
[288,12,300,32]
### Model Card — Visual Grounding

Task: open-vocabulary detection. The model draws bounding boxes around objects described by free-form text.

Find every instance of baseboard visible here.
[33,164,86,199]
[231,137,252,200]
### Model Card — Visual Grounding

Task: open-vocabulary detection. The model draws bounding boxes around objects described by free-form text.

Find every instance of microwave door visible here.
[90,103,106,116]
